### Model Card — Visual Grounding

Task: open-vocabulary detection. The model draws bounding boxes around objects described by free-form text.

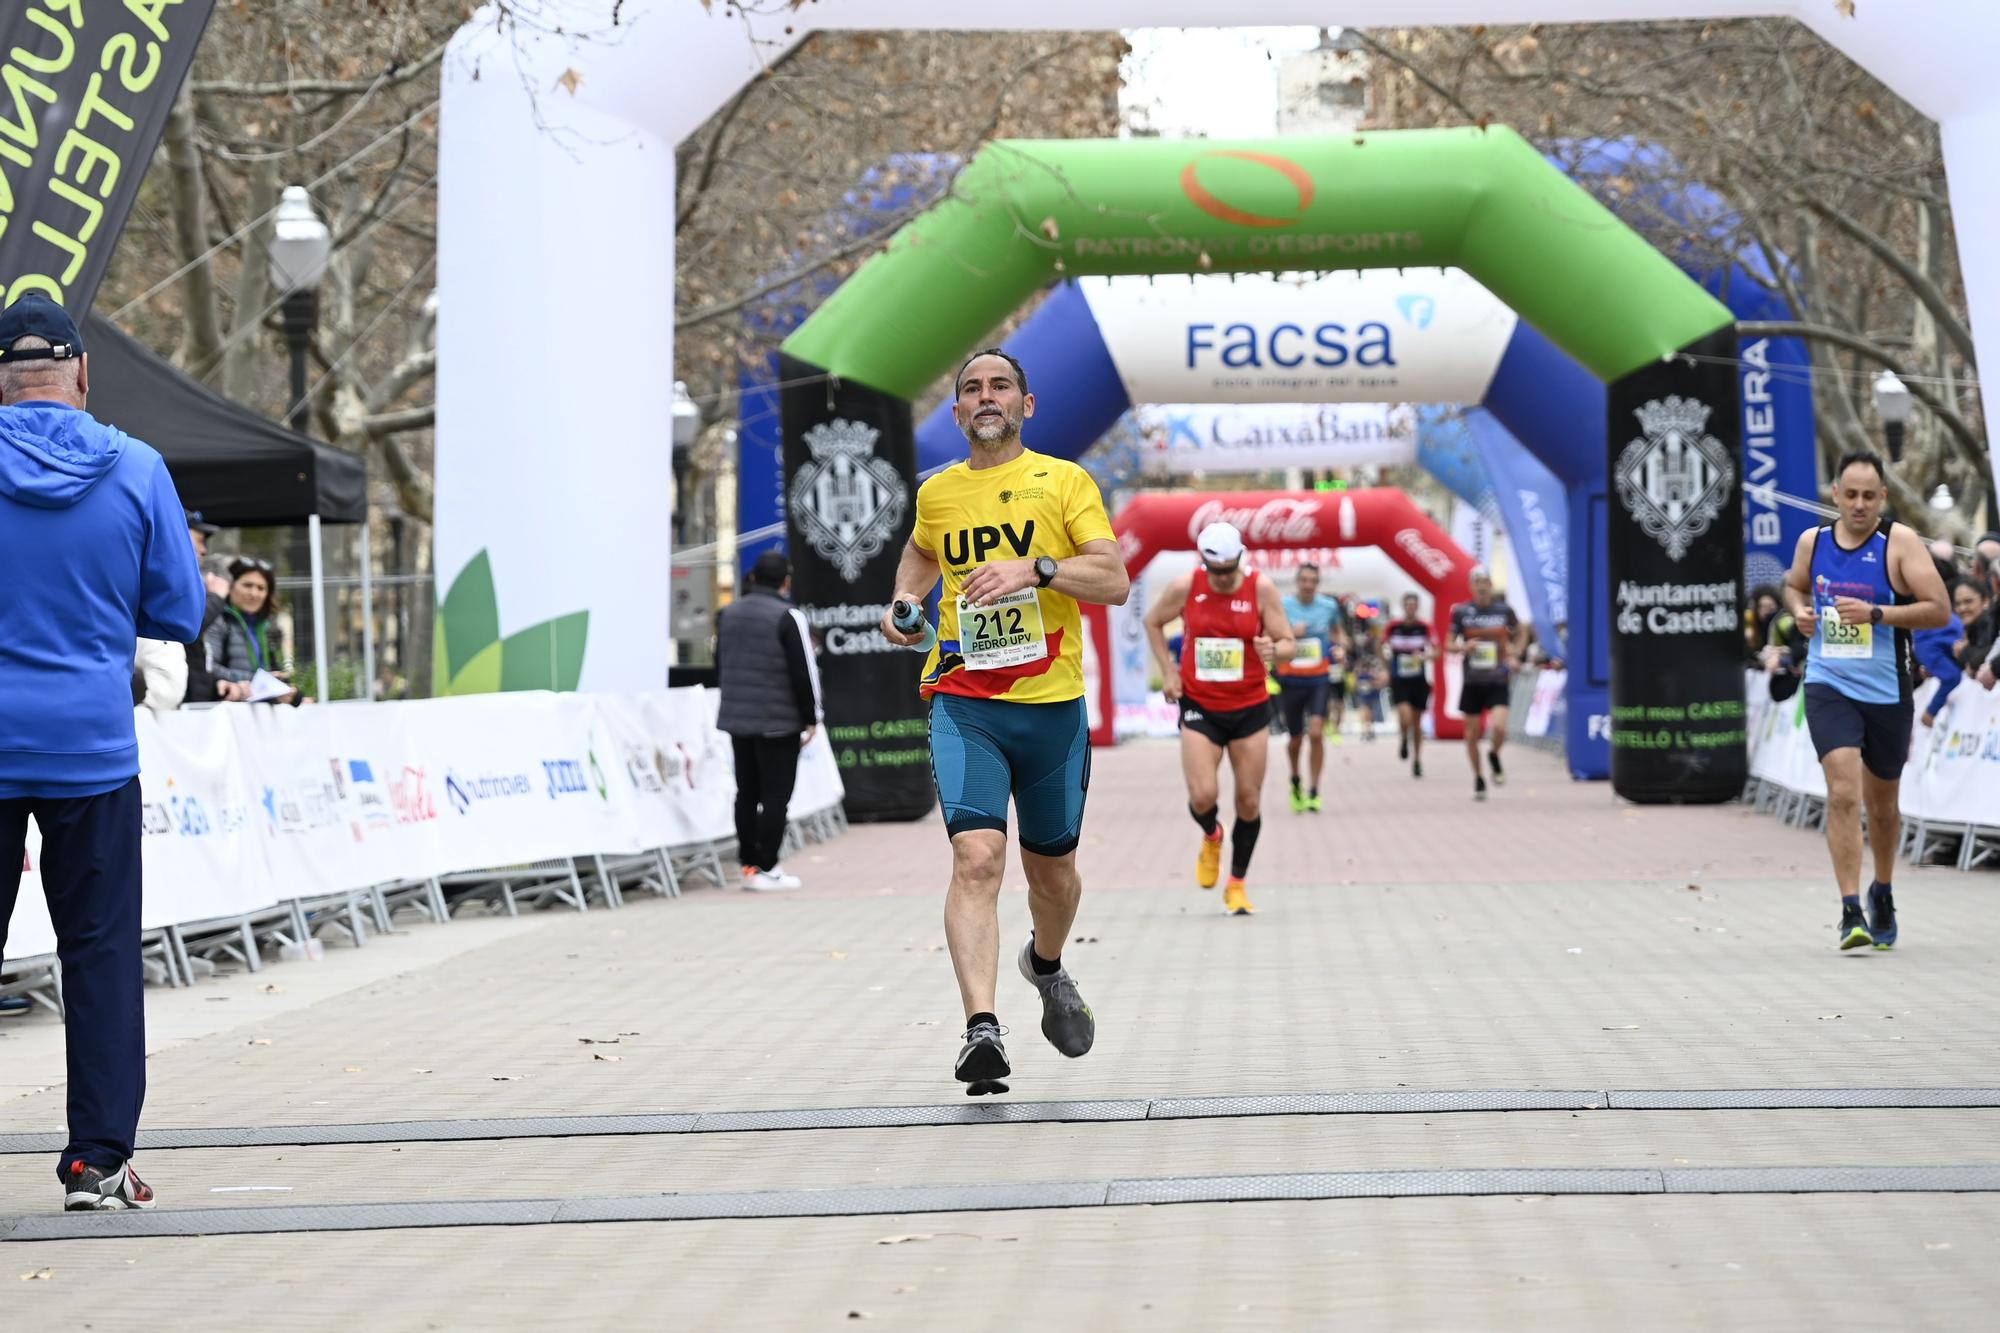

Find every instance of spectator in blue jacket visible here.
[0,295,205,1213]
[1914,555,1966,729]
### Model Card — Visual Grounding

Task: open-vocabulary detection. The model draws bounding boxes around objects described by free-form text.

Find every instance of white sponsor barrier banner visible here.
[1745,671,2000,829]
[1135,402,1417,473]
[1083,268,1518,405]
[4,689,844,963]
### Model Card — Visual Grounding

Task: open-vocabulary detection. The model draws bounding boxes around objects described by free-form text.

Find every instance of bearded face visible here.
[954,354,1032,448]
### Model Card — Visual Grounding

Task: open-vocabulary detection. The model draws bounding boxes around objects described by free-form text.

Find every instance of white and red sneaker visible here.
[64,1159,156,1211]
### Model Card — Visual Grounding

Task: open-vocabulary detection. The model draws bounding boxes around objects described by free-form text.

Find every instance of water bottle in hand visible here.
[891,599,937,654]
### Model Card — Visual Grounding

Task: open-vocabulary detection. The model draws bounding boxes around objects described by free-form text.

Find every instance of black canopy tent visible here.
[81,313,374,700]
[82,313,365,526]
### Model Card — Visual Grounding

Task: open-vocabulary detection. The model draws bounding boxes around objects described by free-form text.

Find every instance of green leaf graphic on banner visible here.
[448,639,505,695]
[433,550,590,695]
[499,612,590,693]
[438,550,500,682]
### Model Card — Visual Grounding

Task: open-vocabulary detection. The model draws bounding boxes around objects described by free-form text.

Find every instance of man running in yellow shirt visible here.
[881,350,1129,1094]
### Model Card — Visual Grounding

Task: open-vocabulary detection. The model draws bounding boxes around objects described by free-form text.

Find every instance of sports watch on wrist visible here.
[1869,605,1883,624]
[1034,556,1059,587]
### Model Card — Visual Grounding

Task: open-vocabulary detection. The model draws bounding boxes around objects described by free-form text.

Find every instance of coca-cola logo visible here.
[1188,497,1323,547]
[1393,527,1456,581]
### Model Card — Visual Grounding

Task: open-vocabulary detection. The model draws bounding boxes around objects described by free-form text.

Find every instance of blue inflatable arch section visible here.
[893,148,1816,780]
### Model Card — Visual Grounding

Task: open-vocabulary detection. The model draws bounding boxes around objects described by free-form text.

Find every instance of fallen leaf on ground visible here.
[618,1031,642,1036]
[412,1068,434,1075]
[592,1053,623,1062]
[1602,1025,1641,1031]
[248,1038,272,1046]
[260,984,283,994]
[578,1038,619,1045]
[1819,1014,1842,1020]
[827,951,848,960]
[342,1066,363,1073]
[491,1075,523,1082]
[19,1268,53,1281]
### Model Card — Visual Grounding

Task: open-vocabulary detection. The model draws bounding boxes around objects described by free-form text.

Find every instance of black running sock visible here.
[1841,895,1860,909]
[1870,880,1892,895]
[1029,938,1062,976]
[1190,803,1220,837]
[1308,788,1318,799]
[1290,775,1300,790]
[1230,816,1262,878]
[966,1011,998,1032]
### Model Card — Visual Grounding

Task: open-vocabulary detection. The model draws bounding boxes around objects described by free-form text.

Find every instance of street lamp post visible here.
[268,186,332,434]
[1871,370,1914,464]
[268,185,334,698]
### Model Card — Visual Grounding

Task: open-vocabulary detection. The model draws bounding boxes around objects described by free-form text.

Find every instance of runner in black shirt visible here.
[1447,568,1523,801]
[1383,592,1436,778]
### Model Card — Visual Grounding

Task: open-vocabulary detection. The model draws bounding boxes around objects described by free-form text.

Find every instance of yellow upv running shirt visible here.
[911,449,1115,704]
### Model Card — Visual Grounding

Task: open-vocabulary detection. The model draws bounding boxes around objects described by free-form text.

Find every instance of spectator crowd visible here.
[131,509,302,712]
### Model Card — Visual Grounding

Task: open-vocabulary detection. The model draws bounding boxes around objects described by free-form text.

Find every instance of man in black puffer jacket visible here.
[713,550,822,890]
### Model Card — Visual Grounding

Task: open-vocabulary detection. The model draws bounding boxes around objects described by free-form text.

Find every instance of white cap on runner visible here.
[1196,521,1245,564]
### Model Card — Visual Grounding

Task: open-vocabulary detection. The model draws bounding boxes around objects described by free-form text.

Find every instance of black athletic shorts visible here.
[1458,679,1511,717]
[1803,683,1913,780]
[1389,678,1432,710]
[1179,697,1272,747]
[1276,678,1331,736]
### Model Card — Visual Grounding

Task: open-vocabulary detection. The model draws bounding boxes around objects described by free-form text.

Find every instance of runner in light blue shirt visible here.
[1276,563,1345,811]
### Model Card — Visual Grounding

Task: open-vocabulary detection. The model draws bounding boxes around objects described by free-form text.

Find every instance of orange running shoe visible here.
[1195,828,1224,888]
[1223,877,1255,916]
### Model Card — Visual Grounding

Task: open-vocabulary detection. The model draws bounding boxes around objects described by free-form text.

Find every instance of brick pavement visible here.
[2,737,1994,1329]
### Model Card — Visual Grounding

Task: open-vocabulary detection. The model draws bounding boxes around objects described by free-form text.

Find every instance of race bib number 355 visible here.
[1821,604,1872,659]
[957,586,1048,670]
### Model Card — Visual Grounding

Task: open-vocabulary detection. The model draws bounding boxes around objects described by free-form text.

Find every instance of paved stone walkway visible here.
[3,736,1994,1329]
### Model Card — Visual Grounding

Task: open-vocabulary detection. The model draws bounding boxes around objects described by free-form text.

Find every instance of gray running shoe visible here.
[1017,936,1096,1058]
[954,1020,1010,1085]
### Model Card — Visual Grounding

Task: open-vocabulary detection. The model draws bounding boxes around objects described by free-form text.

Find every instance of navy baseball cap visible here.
[0,294,84,361]
[186,510,221,536]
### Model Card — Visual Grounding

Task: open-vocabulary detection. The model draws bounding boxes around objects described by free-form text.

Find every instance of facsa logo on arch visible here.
[1179,150,1315,229]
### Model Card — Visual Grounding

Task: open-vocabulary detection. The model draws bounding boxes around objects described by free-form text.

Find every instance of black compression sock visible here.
[966,1011,998,1032]
[1230,816,1262,878]
[1190,803,1220,837]
[1030,944,1062,976]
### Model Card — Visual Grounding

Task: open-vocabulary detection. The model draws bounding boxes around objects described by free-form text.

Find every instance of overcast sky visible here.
[1120,26,1324,139]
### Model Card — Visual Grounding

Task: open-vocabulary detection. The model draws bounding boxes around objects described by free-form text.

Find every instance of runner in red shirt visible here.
[1144,522,1295,915]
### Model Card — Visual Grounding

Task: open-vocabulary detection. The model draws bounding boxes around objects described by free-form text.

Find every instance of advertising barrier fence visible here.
[4,689,845,969]
[1744,672,2000,870]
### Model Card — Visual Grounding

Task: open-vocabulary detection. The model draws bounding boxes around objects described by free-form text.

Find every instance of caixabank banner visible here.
[778,353,934,822]
[1606,327,1748,803]
[0,2,217,311]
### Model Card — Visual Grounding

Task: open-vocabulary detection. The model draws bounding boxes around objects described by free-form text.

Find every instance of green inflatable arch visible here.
[782,127,1730,393]
[778,126,1749,814]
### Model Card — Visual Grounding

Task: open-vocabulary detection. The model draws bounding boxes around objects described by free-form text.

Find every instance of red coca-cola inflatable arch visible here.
[1085,488,1476,745]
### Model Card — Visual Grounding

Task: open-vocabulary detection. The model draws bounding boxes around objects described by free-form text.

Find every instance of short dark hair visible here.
[1833,449,1887,484]
[955,348,1028,396]
[1296,562,1319,576]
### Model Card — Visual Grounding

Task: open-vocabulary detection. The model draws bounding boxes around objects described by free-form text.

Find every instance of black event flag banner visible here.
[0,1,218,315]
[778,353,935,822]
[1604,326,1749,804]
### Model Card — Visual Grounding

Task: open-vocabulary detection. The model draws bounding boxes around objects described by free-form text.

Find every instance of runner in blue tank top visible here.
[1783,451,1950,951]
